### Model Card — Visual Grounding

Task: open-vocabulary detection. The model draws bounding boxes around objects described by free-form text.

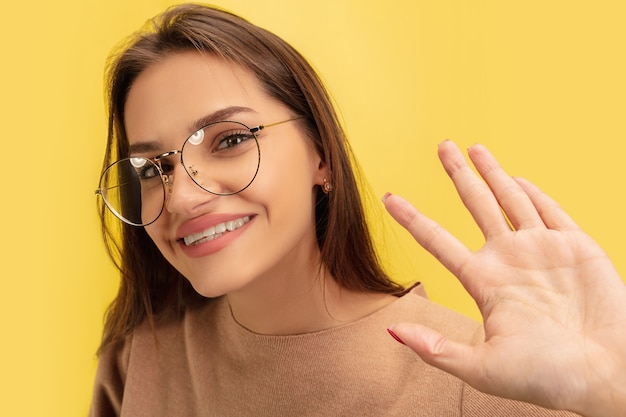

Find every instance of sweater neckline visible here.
[217,282,424,341]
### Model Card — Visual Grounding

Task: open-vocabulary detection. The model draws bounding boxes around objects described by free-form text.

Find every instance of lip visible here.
[175,212,255,258]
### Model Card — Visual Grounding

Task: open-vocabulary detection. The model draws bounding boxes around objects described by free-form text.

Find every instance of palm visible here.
[384,141,626,416]
[463,229,621,407]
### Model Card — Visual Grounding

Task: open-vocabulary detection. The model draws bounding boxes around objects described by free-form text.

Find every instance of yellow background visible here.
[1,1,624,415]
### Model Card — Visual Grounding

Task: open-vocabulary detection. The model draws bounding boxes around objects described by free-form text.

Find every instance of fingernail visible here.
[387,328,406,345]
[467,143,480,152]
[381,192,392,203]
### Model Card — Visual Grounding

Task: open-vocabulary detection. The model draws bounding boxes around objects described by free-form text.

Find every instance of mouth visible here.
[182,215,252,246]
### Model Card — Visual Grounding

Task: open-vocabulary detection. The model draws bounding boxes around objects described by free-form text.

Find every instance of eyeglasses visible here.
[95,117,302,226]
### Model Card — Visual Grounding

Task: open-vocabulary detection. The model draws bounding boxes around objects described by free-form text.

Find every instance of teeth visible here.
[183,216,250,246]
[226,218,245,231]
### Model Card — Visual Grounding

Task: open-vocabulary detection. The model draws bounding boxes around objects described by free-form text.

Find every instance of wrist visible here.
[572,353,626,417]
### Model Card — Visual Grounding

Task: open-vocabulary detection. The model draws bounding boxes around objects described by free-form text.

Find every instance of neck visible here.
[226,260,396,336]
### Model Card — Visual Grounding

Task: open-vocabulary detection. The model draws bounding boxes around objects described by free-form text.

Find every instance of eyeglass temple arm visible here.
[250,116,304,134]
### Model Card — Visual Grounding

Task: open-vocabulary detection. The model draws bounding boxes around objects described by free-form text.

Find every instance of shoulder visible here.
[89,296,221,417]
[461,384,582,416]
[89,335,132,417]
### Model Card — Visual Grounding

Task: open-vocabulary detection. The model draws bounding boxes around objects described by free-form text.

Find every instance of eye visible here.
[136,163,161,180]
[129,157,161,180]
[215,131,255,151]
[158,161,175,176]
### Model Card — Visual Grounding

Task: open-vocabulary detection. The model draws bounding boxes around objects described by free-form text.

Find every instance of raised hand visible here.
[384,141,626,417]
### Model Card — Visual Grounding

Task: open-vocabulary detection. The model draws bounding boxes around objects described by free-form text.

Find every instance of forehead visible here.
[123,51,273,145]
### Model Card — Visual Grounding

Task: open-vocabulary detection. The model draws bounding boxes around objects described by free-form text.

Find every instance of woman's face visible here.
[124,51,327,297]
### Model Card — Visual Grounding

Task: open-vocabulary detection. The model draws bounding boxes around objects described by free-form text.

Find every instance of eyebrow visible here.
[129,106,257,155]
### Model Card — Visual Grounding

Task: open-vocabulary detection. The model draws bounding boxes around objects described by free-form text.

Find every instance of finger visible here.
[389,322,484,388]
[437,141,512,238]
[383,193,472,281]
[513,177,580,231]
[466,143,545,231]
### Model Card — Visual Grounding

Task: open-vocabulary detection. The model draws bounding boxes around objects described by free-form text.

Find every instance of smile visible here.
[183,216,251,246]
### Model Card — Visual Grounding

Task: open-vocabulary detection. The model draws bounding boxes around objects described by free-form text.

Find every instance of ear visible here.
[314,159,331,187]
[314,159,333,194]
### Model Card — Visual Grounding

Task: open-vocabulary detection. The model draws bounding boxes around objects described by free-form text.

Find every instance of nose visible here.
[164,163,218,215]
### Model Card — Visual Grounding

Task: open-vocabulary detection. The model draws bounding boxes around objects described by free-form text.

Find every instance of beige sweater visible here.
[90,284,579,416]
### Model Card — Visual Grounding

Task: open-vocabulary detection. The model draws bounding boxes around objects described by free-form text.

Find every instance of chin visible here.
[187,280,230,299]
[184,271,248,299]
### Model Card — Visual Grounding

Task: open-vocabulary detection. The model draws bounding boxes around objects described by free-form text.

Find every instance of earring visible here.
[322,177,333,194]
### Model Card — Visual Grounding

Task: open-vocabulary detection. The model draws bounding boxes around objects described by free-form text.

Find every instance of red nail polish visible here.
[387,328,406,345]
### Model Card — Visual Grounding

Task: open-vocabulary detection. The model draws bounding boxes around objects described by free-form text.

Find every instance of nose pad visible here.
[163,163,218,214]
[183,164,227,195]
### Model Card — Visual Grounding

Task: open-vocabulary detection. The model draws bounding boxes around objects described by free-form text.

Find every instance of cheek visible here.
[248,139,319,236]
[144,217,174,258]
[254,137,319,196]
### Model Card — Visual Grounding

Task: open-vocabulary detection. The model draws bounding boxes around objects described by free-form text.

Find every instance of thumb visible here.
[389,322,481,384]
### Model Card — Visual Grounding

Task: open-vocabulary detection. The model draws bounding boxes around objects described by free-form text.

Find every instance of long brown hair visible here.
[98,3,403,352]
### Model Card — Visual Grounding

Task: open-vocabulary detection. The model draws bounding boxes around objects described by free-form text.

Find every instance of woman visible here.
[92,4,625,416]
